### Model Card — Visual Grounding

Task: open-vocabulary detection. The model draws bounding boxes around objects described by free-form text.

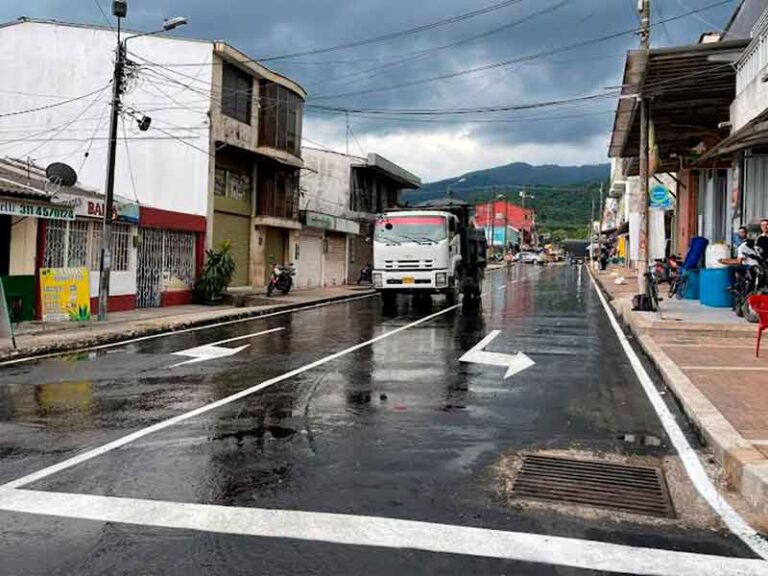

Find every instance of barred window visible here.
[91,222,131,272]
[45,220,132,272]
[163,230,196,288]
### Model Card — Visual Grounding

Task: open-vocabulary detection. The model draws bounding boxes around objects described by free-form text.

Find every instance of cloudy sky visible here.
[0,0,737,181]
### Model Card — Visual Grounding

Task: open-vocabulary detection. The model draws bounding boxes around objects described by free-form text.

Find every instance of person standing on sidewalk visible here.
[756,219,768,257]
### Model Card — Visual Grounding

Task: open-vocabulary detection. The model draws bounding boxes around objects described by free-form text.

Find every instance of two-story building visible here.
[0,18,306,316]
[298,149,420,288]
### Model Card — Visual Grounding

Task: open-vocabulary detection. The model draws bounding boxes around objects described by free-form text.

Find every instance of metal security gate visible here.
[297,230,323,288]
[137,228,196,308]
[136,228,164,308]
[325,232,346,286]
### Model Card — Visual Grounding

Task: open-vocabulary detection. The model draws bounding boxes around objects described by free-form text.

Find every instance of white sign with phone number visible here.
[0,198,75,221]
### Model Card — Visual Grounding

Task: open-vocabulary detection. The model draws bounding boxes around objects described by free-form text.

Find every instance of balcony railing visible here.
[736,13,768,95]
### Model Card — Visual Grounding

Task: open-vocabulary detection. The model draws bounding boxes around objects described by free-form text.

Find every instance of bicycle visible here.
[645,267,660,312]
[668,269,688,300]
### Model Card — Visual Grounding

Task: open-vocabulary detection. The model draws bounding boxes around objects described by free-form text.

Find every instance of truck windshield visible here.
[375,216,448,244]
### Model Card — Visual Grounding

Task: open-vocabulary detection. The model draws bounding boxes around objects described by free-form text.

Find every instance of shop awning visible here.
[609,39,748,175]
[696,108,768,162]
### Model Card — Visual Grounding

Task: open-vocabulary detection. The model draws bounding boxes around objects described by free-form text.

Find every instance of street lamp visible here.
[97,2,187,320]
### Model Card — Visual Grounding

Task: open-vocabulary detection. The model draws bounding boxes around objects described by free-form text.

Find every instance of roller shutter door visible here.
[298,231,323,288]
[213,211,250,286]
[325,232,346,286]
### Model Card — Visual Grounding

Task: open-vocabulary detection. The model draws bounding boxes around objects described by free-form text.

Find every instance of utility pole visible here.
[97,2,187,320]
[345,111,350,155]
[490,192,497,258]
[597,182,604,266]
[98,11,125,321]
[636,0,651,293]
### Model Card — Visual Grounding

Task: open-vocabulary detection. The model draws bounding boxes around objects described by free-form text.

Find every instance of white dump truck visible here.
[372,198,487,306]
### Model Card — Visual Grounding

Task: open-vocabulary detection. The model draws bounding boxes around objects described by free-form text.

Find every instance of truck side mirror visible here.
[449,219,456,233]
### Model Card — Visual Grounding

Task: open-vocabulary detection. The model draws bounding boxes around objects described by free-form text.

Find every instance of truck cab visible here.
[373,203,485,305]
[373,211,460,294]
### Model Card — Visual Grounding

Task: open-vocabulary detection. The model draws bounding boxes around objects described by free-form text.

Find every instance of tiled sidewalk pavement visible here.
[0,285,375,362]
[592,266,768,519]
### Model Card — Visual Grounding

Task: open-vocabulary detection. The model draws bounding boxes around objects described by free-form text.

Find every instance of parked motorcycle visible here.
[266,263,295,297]
[728,244,768,322]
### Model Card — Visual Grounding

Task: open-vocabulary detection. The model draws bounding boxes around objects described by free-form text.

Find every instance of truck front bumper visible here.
[373,270,450,291]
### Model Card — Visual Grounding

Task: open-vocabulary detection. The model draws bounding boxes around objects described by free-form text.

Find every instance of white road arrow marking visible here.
[459,330,534,379]
[170,327,284,368]
[170,344,250,367]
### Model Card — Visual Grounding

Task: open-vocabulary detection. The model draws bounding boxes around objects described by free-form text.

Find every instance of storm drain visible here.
[512,455,674,518]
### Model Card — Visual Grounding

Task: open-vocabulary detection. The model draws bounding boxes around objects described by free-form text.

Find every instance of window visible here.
[259,81,304,157]
[215,167,252,203]
[257,162,299,220]
[45,220,131,272]
[221,63,252,124]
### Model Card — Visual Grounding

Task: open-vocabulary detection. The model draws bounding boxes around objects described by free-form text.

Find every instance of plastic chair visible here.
[747,294,768,357]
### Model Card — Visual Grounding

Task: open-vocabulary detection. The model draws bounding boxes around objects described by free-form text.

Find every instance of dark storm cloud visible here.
[0,0,736,150]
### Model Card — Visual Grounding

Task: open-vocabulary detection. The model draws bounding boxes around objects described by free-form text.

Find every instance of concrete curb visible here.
[590,270,768,517]
[0,290,377,363]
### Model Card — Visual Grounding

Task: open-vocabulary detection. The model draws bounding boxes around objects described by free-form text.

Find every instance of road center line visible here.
[1,303,461,490]
[0,489,763,576]
[202,327,285,348]
[589,272,768,560]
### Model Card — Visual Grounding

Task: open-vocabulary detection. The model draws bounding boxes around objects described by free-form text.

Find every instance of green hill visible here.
[403,162,609,240]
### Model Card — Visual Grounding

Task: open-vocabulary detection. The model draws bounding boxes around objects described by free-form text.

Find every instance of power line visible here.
[309,0,734,101]
[309,91,619,116]
[309,0,569,92]
[0,84,113,119]
[256,0,528,61]
[18,83,112,161]
[120,115,141,205]
[93,0,115,32]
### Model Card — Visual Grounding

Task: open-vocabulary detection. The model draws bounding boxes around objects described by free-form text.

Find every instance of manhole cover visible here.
[512,454,674,518]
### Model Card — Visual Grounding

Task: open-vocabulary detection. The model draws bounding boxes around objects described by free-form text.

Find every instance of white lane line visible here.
[202,326,285,348]
[0,294,376,368]
[1,303,461,490]
[589,273,768,560]
[0,490,764,576]
[496,285,507,292]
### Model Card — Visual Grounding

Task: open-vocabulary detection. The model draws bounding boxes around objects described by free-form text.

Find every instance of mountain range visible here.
[403,162,610,240]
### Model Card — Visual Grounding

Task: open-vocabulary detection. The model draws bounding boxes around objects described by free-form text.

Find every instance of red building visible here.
[474,200,535,248]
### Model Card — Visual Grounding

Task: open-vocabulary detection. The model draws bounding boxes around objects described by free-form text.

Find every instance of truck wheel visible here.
[381,292,396,308]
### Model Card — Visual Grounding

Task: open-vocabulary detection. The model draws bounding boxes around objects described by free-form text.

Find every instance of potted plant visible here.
[193,240,236,304]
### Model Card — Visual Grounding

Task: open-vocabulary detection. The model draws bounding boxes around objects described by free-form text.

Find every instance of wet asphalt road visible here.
[0,265,761,575]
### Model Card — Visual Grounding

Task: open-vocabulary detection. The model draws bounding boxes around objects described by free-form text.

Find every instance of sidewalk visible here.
[0,285,375,362]
[592,267,768,518]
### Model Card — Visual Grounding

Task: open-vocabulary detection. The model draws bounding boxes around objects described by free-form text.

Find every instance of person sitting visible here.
[737,229,760,267]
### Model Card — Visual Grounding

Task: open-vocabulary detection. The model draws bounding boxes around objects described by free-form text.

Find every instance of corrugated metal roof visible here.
[609,39,749,174]
[0,158,97,201]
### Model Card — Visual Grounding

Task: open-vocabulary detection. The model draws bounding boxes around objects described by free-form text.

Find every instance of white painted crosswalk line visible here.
[0,489,764,576]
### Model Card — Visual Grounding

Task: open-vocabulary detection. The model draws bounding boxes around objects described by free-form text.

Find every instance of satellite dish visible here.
[46,162,77,187]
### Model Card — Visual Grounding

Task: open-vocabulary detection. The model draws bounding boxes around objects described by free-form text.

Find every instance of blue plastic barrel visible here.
[699,268,733,308]
[682,269,700,300]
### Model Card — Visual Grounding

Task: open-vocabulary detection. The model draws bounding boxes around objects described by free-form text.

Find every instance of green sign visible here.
[0,198,75,220]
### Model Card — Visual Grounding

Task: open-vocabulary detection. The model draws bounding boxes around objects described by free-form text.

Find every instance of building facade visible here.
[0,18,306,318]
[298,149,420,288]
[474,200,535,251]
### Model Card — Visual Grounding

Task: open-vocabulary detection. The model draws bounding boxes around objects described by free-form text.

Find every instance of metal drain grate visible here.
[512,455,674,518]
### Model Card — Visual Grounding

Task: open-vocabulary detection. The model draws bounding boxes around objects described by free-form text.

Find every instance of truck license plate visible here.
[403,277,415,284]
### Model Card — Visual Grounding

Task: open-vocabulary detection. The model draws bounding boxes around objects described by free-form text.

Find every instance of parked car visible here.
[516,252,538,264]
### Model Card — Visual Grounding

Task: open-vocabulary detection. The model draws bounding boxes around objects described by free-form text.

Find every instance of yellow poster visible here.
[39,267,91,322]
